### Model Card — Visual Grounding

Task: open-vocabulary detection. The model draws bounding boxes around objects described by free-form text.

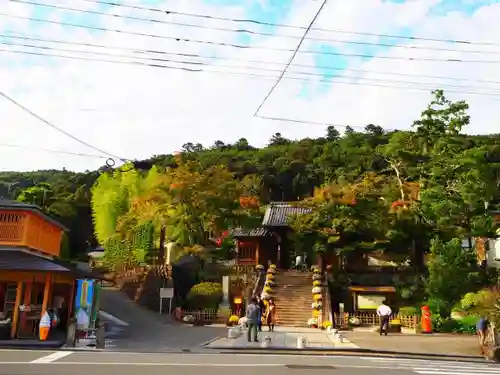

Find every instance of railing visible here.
[180,308,232,324]
[334,312,419,330]
[322,275,333,327]
[252,270,266,298]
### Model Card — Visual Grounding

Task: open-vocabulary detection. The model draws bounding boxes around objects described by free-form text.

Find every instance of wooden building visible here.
[232,202,310,269]
[0,199,97,341]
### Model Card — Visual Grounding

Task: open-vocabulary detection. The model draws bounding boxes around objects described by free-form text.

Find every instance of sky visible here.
[1,0,500,172]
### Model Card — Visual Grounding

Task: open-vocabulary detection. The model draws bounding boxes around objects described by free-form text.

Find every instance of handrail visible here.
[252,270,266,298]
[323,272,333,327]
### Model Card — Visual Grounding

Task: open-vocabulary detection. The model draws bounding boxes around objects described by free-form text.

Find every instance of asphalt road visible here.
[0,350,499,375]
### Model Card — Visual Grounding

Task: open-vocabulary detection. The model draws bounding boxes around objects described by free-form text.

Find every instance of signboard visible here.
[160,288,174,299]
[159,287,174,315]
[75,279,95,329]
[357,294,385,310]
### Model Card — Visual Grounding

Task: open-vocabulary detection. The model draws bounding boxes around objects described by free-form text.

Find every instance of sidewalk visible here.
[342,331,482,358]
[206,326,359,350]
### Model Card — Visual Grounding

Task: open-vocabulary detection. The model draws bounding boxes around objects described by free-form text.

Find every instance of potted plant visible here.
[307,318,318,328]
[227,315,240,327]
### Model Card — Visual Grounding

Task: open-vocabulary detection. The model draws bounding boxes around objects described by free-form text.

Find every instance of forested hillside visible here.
[1,90,500,260]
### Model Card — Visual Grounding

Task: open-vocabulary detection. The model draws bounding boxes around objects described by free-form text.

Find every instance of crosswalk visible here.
[361,356,500,375]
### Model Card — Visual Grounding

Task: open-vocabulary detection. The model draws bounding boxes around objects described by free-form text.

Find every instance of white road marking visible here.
[363,356,500,374]
[30,351,74,363]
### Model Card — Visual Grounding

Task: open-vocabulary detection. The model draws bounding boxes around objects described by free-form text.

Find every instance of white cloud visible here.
[1,0,500,172]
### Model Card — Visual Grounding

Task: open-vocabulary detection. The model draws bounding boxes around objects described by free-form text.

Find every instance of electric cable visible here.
[3,33,500,86]
[59,0,500,47]
[10,0,500,56]
[0,143,110,159]
[3,48,500,99]
[4,13,500,64]
[6,40,500,93]
[0,91,129,163]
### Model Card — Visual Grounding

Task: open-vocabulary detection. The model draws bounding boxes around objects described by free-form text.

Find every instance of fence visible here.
[334,312,419,330]
[180,308,232,324]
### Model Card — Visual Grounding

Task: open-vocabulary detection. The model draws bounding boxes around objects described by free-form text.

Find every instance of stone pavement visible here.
[206,326,359,349]
[343,331,482,358]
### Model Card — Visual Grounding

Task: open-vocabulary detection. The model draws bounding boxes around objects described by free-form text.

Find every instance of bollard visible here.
[335,332,344,344]
[261,336,271,348]
[297,336,307,349]
[65,319,77,348]
[96,322,105,349]
[228,327,241,339]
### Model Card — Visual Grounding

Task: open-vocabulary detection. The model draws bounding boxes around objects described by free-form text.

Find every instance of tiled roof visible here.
[0,198,68,231]
[230,228,270,237]
[0,248,69,272]
[262,202,311,227]
[0,248,106,279]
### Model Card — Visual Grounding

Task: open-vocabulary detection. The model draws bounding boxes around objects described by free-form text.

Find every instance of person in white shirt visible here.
[376,301,392,336]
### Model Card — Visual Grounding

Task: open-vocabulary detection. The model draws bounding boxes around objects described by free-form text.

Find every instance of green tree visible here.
[425,237,481,316]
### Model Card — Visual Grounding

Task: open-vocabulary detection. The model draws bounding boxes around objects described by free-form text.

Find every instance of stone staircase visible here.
[274,271,312,327]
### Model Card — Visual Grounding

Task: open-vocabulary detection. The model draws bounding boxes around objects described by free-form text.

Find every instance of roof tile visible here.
[262,202,311,227]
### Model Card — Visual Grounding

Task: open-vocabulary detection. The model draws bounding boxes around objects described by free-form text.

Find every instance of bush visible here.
[186,282,223,309]
[434,315,479,334]
[399,306,418,316]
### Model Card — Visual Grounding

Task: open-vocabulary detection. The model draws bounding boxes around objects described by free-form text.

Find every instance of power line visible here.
[0,143,109,158]
[0,92,129,162]
[8,40,500,93]
[67,0,500,47]
[11,0,500,56]
[4,13,500,64]
[3,48,500,99]
[256,0,327,116]
[4,33,500,86]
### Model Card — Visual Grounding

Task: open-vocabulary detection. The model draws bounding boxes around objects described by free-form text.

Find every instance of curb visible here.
[200,336,222,347]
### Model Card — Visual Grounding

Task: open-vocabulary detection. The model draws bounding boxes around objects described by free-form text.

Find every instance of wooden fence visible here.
[334,312,419,330]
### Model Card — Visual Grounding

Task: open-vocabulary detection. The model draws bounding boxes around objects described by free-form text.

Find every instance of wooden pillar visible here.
[10,281,23,339]
[67,281,75,319]
[41,274,52,314]
[255,240,260,265]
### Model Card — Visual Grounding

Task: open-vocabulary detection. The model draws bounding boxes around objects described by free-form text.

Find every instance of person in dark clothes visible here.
[245,297,259,342]
[257,297,265,332]
[477,316,490,348]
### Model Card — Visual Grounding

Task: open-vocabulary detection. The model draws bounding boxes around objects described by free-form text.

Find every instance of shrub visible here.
[186,282,222,309]
[399,306,418,316]
[460,292,481,310]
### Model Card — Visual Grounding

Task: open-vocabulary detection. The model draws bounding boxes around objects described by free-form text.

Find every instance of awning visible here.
[0,248,105,279]
[349,286,396,293]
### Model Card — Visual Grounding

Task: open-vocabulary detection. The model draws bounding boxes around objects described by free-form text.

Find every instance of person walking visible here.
[245,297,259,342]
[265,299,277,332]
[376,300,392,336]
[477,316,490,350]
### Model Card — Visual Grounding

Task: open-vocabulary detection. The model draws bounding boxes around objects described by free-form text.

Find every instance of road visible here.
[0,350,498,375]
